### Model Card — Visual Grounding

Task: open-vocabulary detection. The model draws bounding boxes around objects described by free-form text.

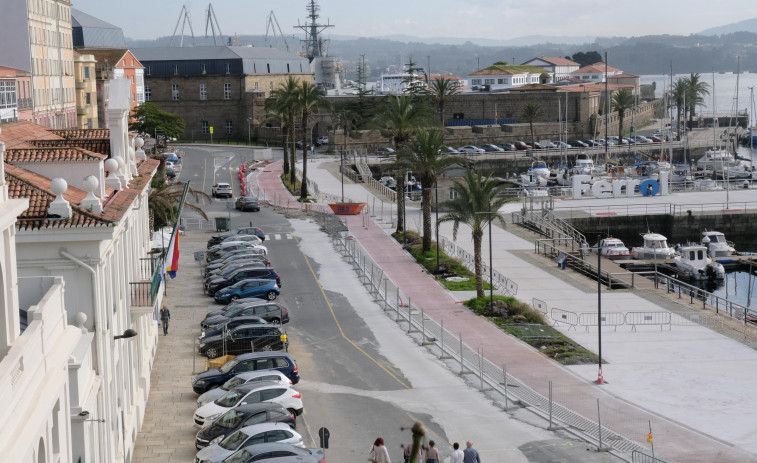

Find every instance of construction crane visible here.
[205,3,225,46]
[169,5,196,47]
[265,11,290,52]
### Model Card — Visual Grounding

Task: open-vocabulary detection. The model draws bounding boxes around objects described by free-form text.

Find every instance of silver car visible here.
[194,422,304,463]
[197,370,293,407]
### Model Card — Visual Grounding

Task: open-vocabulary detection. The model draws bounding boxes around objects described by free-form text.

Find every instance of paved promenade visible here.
[256,157,757,462]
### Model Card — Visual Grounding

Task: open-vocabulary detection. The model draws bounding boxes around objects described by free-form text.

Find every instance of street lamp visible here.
[114,328,138,340]
[247,117,252,145]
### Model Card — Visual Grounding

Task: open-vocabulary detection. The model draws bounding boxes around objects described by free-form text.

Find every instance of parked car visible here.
[567,140,588,148]
[539,141,558,149]
[531,142,544,150]
[195,403,296,449]
[649,135,664,143]
[441,146,459,154]
[205,254,270,273]
[207,268,281,296]
[207,245,268,262]
[205,262,272,285]
[200,316,268,340]
[497,143,516,151]
[212,183,233,198]
[631,135,651,143]
[208,241,263,254]
[552,141,571,149]
[198,323,288,358]
[191,351,300,394]
[479,144,505,152]
[213,279,281,304]
[623,137,635,145]
[458,145,485,154]
[197,370,293,408]
[207,249,269,267]
[375,147,395,155]
[235,196,260,212]
[513,141,531,150]
[222,442,324,463]
[202,301,290,328]
[221,234,263,245]
[592,139,606,146]
[209,227,266,246]
[316,136,329,145]
[193,382,303,428]
[195,422,305,463]
[583,140,600,147]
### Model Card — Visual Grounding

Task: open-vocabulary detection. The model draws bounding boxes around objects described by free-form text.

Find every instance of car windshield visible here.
[229,281,246,289]
[214,409,245,429]
[219,358,240,373]
[215,389,244,407]
[224,449,252,463]
[219,429,249,451]
[223,377,246,390]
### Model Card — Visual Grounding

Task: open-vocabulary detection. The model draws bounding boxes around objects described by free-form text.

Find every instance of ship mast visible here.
[295,0,334,62]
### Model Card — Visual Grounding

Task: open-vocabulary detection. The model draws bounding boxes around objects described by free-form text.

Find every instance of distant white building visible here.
[375,73,427,94]
[520,56,579,82]
[570,62,623,83]
[0,79,162,462]
[466,64,544,92]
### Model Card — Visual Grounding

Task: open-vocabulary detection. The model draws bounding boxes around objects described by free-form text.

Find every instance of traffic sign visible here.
[318,427,330,449]
[210,126,214,134]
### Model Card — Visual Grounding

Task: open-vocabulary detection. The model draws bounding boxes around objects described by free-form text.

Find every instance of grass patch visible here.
[464,295,600,365]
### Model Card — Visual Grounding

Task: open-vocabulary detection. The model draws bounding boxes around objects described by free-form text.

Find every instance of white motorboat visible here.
[520,172,548,188]
[697,148,738,170]
[674,244,725,280]
[670,164,693,183]
[574,154,595,175]
[527,160,550,178]
[701,230,736,257]
[596,237,633,259]
[632,232,676,260]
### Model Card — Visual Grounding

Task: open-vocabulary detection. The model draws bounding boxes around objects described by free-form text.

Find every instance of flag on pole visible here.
[646,432,653,443]
[162,230,180,279]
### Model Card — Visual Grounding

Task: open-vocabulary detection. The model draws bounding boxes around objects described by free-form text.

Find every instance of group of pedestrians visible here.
[368,438,481,463]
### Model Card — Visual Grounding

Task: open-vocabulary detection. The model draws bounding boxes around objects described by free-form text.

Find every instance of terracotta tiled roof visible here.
[610,73,639,79]
[0,120,64,149]
[4,163,112,230]
[30,138,111,155]
[5,147,106,163]
[51,128,111,139]
[99,158,159,222]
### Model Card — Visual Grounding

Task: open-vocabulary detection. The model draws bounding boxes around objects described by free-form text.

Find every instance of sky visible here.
[71,0,757,43]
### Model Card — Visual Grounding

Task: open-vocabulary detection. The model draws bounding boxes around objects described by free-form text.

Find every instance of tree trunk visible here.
[473,228,484,298]
[300,117,308,200]
[618,113,624,142]
[289,119,296,186]
[421,186,432,252]
[396,173,405,233]
[282,130,290,175]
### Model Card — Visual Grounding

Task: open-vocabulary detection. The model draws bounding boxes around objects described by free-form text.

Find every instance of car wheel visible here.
[266,291,277,300]
[287,408,297,418]
[230,295,240,301]
[270,318,280,325]
[261,344,273,351]
[206,347,219,358]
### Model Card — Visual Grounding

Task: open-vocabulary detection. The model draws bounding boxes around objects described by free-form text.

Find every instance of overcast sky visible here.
[71,0,757,42]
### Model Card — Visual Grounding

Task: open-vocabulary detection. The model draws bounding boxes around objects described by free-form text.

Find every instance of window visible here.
[497,78,504,84]
[172,84,180,100]
[0,81,17,109]
[173,64,178,75]
[201,64,207,74]
[87,118,92,129]
[269,82,273,92]
[266,63,270,73]
[146,66,151,76]
[449,190,458,200]
[85,92,91,105]
[224,83,231,100]
[244,413,268,426]
[225,63,230,74]
[145,86,151,101]
[471,79,481,85]
[287,63,290,73]
[225,120,233,134]
[484,79,494,84]
[84,66,90,79]
[200,84,207,100]
[201,120,209,134]
[254,82,258,90]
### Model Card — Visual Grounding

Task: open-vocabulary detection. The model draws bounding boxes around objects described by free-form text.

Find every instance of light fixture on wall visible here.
[113,329,137,340]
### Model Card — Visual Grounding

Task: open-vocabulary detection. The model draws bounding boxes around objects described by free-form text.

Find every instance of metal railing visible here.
[552,200,755,219]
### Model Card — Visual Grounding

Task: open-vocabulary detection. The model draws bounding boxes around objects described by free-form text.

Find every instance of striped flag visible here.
[162,228,180,279]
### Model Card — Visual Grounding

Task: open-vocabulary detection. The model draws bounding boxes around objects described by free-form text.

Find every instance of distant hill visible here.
[700,17,757,35]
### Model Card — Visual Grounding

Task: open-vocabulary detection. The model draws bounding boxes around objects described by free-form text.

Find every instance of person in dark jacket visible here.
[160,304,171,335]
[462,441,481,463]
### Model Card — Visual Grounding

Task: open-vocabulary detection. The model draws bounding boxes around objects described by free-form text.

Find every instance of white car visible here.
[194,382,303,428]
[212,183,233,198]
[208,241,268,256]
[221,235,263,245]
[458,145,485,154]
[197,370,293,407]
[316,136,328,145]
[195,422,305,463]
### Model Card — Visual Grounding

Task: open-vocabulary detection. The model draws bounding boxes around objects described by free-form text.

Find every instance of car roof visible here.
[231,323,282,331]
[219,315,266,323]
[234,351,292,360]
[238,442,310,456]
[232,380,293,393]
[237,421,293,436]
[216,182,231,187]
[236,369,288,380]
[233,402,290,414]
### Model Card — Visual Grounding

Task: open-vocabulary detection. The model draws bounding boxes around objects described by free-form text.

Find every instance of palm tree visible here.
[425,77,460,125]
[398,128,466,252]
[332,108,360,156]
[611,88,634,141]
[684,73,709,126]
[294,81,329,200]
[437,170,512,298]
[521,102,542,147]
[669,78,688,135]
[375,94,428,233]
[148,181,211,231]
[263,107,289,173]
[269,76,300,183]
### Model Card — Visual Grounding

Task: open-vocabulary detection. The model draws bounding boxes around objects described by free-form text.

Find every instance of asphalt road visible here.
[175,144,626,463]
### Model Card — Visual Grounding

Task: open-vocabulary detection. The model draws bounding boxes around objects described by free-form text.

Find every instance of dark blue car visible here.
[191,351,300,393]
[214,279,280,303]
[201,315,267,339]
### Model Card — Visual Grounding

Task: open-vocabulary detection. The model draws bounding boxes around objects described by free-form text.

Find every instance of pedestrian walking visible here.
[368,437,391,463]
[449,442,464,463]
[160,304,171,335]
[425,440,439,463]
[403,441,423,463]
[462,441,481,463]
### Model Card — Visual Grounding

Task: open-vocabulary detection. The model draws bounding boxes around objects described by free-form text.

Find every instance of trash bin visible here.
[215,217,230,232]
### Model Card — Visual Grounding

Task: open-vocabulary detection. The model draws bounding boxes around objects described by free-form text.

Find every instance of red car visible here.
[513,141,531,150]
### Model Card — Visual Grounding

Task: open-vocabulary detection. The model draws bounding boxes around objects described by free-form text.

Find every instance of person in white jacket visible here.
[450,442,464,463]
[369,437,391,463]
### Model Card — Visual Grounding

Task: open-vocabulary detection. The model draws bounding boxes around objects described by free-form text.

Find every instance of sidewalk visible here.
[257,158,757,462]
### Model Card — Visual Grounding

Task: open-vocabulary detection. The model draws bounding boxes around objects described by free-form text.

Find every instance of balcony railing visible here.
[130,256,163,307]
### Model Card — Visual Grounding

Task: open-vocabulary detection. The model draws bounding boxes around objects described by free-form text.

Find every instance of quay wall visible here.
[565,213,757,251]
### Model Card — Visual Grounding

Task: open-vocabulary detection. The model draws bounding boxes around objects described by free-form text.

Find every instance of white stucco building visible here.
[0,79,162,462]
[466,64,545,92]
[570,62,623,83]
[520,56,579,82]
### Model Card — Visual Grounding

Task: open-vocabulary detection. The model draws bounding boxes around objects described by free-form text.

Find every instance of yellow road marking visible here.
[298,237,410,389]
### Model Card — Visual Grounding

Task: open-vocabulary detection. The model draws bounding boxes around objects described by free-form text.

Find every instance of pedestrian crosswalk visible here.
[265,233,294,241]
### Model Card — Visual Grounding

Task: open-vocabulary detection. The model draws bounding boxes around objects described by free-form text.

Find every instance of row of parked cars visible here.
[449,134,673,155]
[192,227,323,462]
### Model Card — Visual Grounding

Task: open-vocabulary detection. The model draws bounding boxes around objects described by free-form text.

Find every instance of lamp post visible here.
[424,184,443,274]
[596,233,604,384]
[114,329,138,340]
[247,117,252,145]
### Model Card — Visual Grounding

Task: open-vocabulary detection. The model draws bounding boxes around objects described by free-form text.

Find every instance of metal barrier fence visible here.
[553,200,755,219]
[632,450,667,463]
[438,235,518,297]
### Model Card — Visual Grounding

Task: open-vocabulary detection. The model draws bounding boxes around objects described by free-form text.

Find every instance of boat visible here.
[673,244,725,280]
[519,172,548,188]
[596,237,633,259]
[574,154,595,175]
[527,160,550,178]
[670,163,693,183]
[700,230,736,257]
[632,232,676,260]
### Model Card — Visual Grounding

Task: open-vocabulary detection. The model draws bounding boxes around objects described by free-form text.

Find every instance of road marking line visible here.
[299,237,410,389]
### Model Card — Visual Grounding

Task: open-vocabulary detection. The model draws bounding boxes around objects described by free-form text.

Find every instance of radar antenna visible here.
[294,0,334,62]
[169,5,196,47]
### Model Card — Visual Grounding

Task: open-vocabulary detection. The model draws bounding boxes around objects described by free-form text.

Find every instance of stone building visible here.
[133,46,312,141]
[74,52,99,129]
